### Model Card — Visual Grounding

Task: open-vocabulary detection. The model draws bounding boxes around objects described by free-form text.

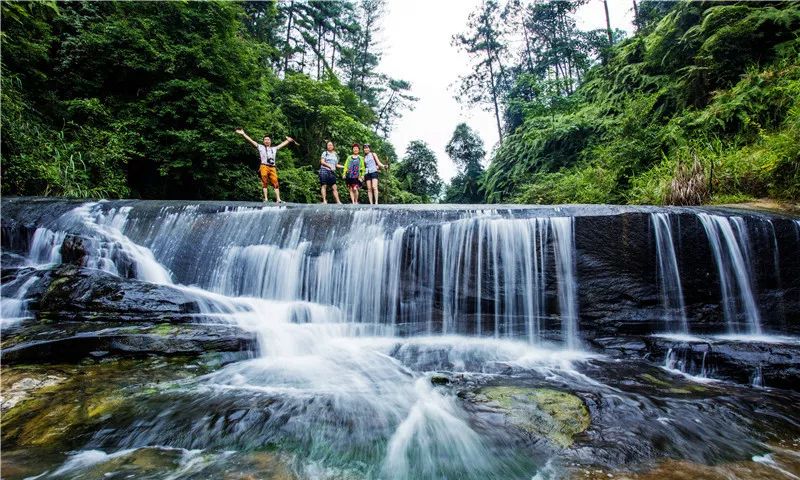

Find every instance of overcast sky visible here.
[380,0,636,181]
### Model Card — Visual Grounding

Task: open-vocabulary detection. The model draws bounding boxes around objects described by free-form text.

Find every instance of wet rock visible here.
[570,446,800,480]
[1,323,256,364]
[590,335,800,391]
[0,265,258,363]
[59,234,89,266]
[0,374,66,413]
[34,264,201,321]
[473,386,590,448]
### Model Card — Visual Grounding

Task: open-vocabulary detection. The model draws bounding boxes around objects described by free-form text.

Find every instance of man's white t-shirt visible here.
[258,145,278,166]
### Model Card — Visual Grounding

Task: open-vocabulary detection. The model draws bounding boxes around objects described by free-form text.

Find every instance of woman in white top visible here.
[319,141,344,204]
[362,143,387,204]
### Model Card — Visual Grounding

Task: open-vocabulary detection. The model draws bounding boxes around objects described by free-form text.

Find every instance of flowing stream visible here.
[2,200,800,479]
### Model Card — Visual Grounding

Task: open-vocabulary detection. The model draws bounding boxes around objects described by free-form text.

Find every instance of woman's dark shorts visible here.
[345,177,362,188]
[364,172,379,182]
[319,169,337,186]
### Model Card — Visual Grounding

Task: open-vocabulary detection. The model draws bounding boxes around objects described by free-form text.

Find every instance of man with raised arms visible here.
[236,129,295,203]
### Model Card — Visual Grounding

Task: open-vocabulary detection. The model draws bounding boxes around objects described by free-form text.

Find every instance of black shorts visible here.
[345,177,362,187]
[364,172,379,181]
[319,169,336,186]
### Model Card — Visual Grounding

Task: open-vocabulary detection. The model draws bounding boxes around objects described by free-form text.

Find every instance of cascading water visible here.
[4,199,800,479]
[697,213,763,335]
[651,213,688,333]
[106,204,580,345]
[0,271,40,326]
[1,201,584,479]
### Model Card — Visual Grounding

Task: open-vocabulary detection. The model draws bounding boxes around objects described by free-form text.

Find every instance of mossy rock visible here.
[639,373,671,387]
[0,356,221,450]
[477,386,590,448]
[638,373,710,395]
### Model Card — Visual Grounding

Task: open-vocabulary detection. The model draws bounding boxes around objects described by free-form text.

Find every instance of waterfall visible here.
[5,202,580,346]
[651,213,688,333]
[131,205,581,345]
[697,213,763,335]
[5,198,800,479]
[0,271,40,326]
[551,217,579,349]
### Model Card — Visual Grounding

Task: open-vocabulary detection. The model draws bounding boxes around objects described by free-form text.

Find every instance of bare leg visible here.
[321,185,328,203]
[373,179,379,205]
[367,180,375,204]
[262,187,269,202]
[274,188,281,203]
[332,185,342,204]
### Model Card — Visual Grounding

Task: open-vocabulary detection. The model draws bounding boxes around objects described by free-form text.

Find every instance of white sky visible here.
[380,0,636,181]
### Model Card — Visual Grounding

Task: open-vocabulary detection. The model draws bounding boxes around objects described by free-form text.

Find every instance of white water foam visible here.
[697,213,762,335]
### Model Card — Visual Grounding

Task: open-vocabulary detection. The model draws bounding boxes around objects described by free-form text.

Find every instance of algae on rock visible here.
[477,386,590,448]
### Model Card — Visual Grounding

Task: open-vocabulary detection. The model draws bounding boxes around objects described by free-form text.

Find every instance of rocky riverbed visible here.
[2,198,799,479]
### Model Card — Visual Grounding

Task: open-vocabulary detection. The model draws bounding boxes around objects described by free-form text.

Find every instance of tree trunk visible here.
[486,60,503,141]
[283,1,295,74]
[317,23,323,80]
[632,0,639,30]
[374,90,396,135]
[330,28,336,71]
[603,0,613,45]
[359,21,371,100]
[522,25,534,72]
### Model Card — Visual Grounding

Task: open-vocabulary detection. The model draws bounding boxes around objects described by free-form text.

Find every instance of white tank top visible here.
[258,145,277,166]
[364,153,379,174]
[321,151,338,171]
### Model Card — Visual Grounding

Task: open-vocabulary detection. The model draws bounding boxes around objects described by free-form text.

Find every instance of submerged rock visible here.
[475,386,590,448]
[0,374,66,413]
[0,355,234,452]
[1,265,257,363]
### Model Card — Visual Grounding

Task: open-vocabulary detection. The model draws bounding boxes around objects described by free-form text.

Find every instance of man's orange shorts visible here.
[259,164,279,189]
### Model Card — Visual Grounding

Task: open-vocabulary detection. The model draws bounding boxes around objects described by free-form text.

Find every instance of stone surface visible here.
[473,386,590,448]
[1,265,257,363]
[34,264,201,322]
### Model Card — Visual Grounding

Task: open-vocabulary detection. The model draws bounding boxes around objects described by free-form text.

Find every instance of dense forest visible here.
[461,0,800,205]
[1,0,432,202]
[2,0,799,205]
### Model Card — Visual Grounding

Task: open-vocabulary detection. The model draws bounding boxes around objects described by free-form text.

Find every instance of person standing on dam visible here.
[362,143,387,205]
[320,140,344,204]
[344,143,366,204]
[236,129,296,203]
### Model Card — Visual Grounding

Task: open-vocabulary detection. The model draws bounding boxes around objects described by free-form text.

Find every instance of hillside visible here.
[483,1,800,205]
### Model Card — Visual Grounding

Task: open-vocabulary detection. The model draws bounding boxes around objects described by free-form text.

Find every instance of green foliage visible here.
[443,123,485,203]
[514,165,617,204]
[1,0,421,203]
[395,141,443,202]
[487,0,800,205]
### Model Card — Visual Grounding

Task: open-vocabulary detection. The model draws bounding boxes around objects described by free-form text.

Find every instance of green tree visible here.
[483,1,800,205]
[373,79,419,137]
[453,0,510,140]
[395,140,443,201]
[443,123,485,203]
[0,0,423,203]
